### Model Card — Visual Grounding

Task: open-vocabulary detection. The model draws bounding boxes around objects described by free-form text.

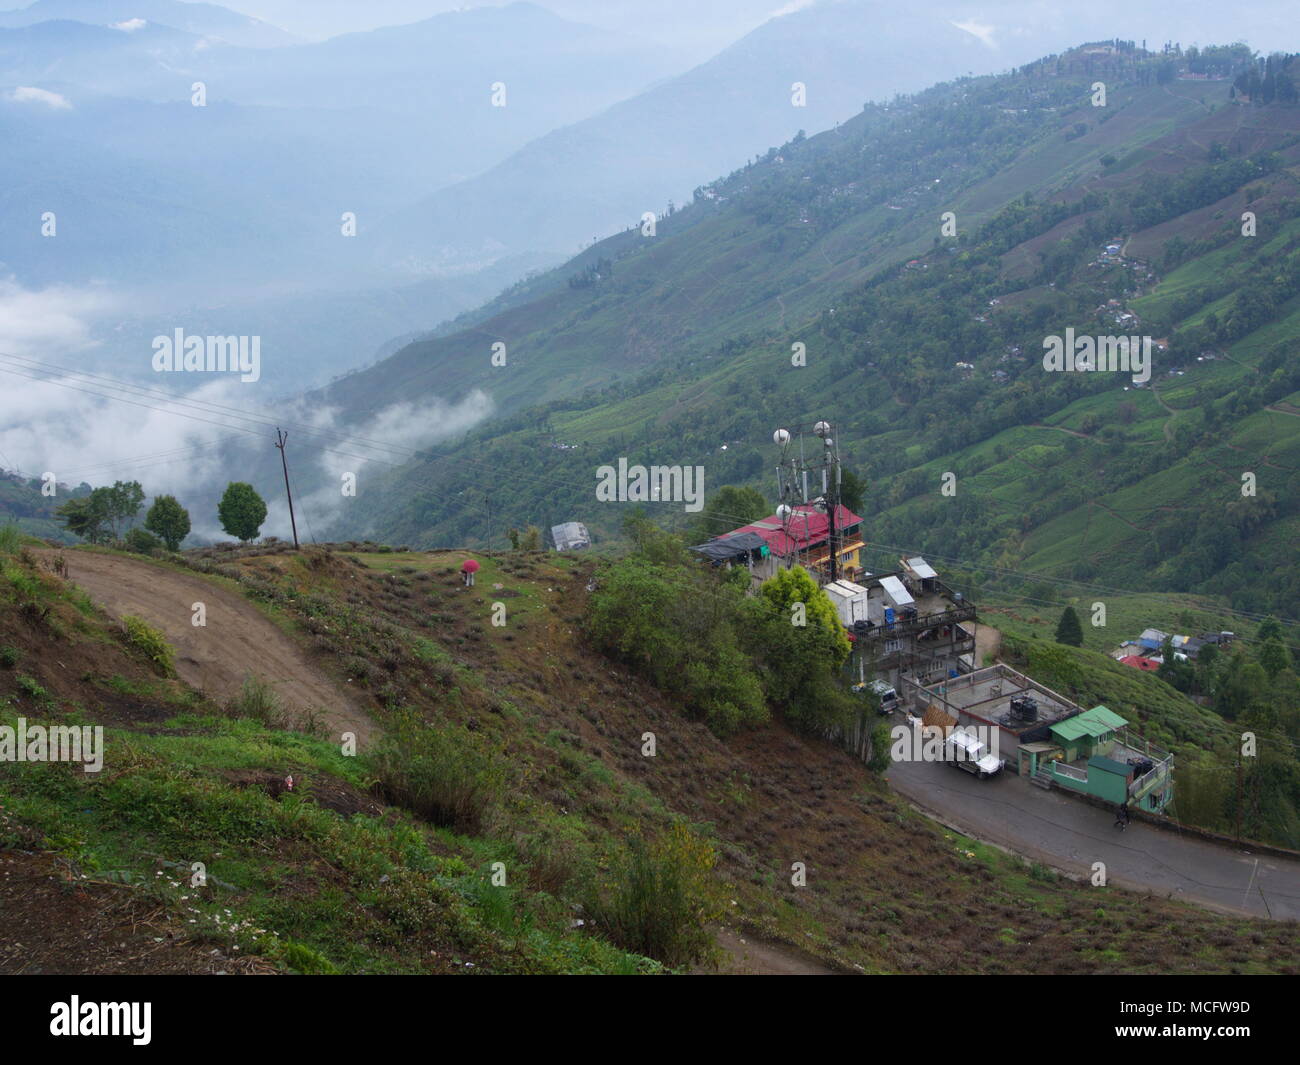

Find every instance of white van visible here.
[852,679,899,714]
[870,680,899,714]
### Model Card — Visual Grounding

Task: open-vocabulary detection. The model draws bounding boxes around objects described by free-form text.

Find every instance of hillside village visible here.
[2,22,1299,992]
[687,497,1178,818]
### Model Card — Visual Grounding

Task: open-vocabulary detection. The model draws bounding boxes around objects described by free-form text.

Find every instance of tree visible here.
[838,469,867,515]
[1258,639,1293,679]
[218,482,268,542]
[56,496,109,544]
[685,485,769,543]
[1054,606,1084,647]
[99,481,145,539]
[1258,618,1284,642]
[144,494,191,551]
[749,566,853,733]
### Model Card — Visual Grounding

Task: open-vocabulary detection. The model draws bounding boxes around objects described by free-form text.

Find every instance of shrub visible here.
[586,823,721,968]
[124,527,164,555]
[121,615,175,676]
[0,522,21,555]
[227,673,286,727]
[281,941,340,975]
[0,645,18,669]
[367,720,504,834]
[16,674,51,702]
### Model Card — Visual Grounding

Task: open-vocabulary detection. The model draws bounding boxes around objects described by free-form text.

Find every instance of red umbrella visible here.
[460,559,480,573]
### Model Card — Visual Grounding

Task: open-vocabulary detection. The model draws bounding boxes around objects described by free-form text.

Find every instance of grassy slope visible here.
[3,539,1298,974]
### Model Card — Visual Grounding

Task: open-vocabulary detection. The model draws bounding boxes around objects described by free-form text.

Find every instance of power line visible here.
[6,349,1297,640]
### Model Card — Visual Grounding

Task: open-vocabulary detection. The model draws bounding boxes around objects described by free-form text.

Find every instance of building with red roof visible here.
[1119,655,1160,673]
[725,502,864,582]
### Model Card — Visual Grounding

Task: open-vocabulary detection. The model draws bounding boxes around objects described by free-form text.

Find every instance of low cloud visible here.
[952,19,998,48]
[111,18,148,32]
[0,273,495,544]
[7,87,72,110]
[0,278,115,356]
[286,391,497,542]
[771,0,817,17]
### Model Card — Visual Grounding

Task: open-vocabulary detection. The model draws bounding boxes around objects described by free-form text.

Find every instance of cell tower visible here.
[772,419,842,583]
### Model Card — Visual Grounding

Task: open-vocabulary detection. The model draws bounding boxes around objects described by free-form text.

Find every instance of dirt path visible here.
[43,550,375,747]
[706,928,838,975]
[974,620,1001,667]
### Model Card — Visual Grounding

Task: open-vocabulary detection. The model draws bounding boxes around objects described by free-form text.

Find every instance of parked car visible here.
[944,728,1004,779]
[851,679,899,714]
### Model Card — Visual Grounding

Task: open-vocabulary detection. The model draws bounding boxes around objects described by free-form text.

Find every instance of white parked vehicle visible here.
[851,679,899,714]
[944,728,1004,779]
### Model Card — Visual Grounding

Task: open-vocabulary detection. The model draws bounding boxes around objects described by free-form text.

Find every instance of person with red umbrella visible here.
[460,558,480,587]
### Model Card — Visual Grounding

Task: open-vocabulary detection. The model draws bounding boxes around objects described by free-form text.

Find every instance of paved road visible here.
[887,757,1300,921]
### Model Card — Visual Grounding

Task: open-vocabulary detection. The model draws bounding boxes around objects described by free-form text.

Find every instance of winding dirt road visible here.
[43,550,375,747]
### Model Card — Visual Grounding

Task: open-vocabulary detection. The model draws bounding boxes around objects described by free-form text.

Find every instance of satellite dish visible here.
[773,428,791,445]
[776,504,793,521]
[813,420,831,437]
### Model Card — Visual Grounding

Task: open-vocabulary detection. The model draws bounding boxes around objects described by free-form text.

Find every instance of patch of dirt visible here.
[705,928,839,975]
[0,849,273,975]
[217,769,387,819]
[39,550,376,749]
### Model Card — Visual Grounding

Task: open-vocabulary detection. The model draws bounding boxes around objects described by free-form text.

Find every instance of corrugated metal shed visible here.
[1052,717,1104,742]
[904,556,938,580]
[877,575,914,607]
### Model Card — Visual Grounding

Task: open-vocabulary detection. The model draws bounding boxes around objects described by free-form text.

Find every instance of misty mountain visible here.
[0,0,300,48]
[307,43,1300,627]
[0,3,692,390]
[364,2,1082,278]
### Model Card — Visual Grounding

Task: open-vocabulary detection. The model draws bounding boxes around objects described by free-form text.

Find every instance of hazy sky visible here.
[238,0,788,52]
[232,0,1300,58]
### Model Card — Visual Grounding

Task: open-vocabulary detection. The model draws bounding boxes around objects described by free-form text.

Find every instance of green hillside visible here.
[322,46,1299,626]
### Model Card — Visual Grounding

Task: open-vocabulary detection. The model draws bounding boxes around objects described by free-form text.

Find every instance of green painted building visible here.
[1038,706,1174,813]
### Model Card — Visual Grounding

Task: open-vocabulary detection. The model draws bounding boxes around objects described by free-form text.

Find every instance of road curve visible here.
[888,757,1300,921]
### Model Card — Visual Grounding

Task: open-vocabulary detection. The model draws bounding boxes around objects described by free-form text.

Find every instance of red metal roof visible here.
[728,504,863,557]
[1119,655,1160,672]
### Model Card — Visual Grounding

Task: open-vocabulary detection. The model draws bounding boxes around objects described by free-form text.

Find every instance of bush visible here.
[124,527,164,555]
[16,675,51,702]
[0,645,18,669]
[0,522,21,555]
[227,673,286,727]
[121,615,175,676]
[586,823,721,968]
[585,556,768,735]
[367,720,504,834]
[281,941,340,975]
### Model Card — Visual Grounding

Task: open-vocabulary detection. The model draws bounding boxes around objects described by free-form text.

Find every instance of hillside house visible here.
[907,666,1174,813]
[906,664,1085,769]
[550,522,591,551]
[851,558,978,688]
[1038,706,1174,813]
[709,503,864,584]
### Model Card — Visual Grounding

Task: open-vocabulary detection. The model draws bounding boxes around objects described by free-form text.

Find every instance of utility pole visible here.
[827,443,840,583]
[773,419,841,584]
[1235,759,1243,841]
[274,428,300,550]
